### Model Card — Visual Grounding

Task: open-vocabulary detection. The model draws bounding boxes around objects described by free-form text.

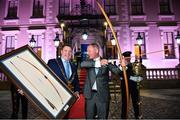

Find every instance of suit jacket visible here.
[47,58,80,92]
[81,59,120,102]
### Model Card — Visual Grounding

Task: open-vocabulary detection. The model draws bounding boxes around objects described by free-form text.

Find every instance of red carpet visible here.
[79,68,87,94]
[68,94,85,119]
[68,68,87,118]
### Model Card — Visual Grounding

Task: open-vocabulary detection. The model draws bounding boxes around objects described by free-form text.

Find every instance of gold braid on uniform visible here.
[132,61,146,78]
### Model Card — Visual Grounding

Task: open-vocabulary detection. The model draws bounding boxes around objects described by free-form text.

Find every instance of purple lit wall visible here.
[0,0,180,68]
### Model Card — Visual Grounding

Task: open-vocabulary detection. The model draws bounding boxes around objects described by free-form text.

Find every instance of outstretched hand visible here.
[100,59,108,66]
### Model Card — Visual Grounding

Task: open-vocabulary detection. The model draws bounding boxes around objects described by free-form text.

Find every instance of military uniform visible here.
[120,51,140,119]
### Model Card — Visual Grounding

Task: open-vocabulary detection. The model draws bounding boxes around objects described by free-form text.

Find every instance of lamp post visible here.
[60,21,65,41]
[110,36,119,117]
[104,21,108,37]
[54,33,60,59]
[60,21,65,31]
[111,37,116,59]
[29,35,36,48]
[82,31,88,40]
[136,32,143,119]
[103,21,108,57]
[175,31,180,68]
[136,32,143,63]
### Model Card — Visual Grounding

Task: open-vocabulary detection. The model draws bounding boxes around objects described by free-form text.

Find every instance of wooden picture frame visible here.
[0,45,77,118]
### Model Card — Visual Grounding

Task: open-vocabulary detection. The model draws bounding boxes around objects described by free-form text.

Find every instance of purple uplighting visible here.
[0,0,180,68]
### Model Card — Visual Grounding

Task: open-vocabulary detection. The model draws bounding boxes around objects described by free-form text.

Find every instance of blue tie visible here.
[65,61,70,79]
[95,68,99,75]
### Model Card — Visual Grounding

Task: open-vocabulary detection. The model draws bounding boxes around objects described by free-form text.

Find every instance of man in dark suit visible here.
[119,51,143,119]
[47,44,80,99]
[10,84,28,119]
[81,43,120,119]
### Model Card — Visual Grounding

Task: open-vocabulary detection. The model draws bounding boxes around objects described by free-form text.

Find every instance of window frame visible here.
[159,0,172,15]
[134,32,147,59]
[58,0,70,15]
[5,36,15,53]
[5,0,19,19]
[31,0,45,18]
[130,0,144,15]
[163,32,175,59]
[104,0,116,15]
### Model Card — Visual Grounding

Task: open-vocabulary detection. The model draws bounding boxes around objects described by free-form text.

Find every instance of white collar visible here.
[93,56,100,61]
[61,57,69,63]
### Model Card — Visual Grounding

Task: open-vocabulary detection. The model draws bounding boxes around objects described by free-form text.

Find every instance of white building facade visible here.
[0,0,180,68]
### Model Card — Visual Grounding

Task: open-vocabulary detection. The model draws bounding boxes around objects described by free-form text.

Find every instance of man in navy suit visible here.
[47,44,80,98]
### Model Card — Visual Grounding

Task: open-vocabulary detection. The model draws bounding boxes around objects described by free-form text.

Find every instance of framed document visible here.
[0,45,77,118]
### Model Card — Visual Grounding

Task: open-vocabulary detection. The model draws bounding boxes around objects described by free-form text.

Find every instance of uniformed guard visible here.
[119,51,144,119]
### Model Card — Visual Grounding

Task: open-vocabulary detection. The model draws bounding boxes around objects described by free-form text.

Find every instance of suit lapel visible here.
[57,58,67,79]
[69,62,74,79]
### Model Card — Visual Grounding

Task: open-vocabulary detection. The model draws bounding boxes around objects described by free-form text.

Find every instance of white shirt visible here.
[92,57,101,90]
[94,57,101,68]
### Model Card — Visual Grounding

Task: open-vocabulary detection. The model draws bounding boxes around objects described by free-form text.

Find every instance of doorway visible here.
[81,44,89,61]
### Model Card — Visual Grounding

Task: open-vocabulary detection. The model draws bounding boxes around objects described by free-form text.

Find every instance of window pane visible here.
[5,36,15,53]
[12,36,15,47]
[6,0,18,19]
[134,32,146,59]
[32,0,44,18]
[131,0,143,15]
[163,32,175,59]
[6,36,15,48]
[33,35,42,47]
[104,0,116,15]
[159,0,171,14]
[59,0,70,15]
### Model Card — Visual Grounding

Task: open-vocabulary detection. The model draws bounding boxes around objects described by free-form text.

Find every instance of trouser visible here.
[10,84,28,119]
[85,91,109,119]
[121,80,139,119]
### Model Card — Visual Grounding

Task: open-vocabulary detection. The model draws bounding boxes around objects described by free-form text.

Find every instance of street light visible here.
[82,31,88,40]
[175,31,180,68]
[136,32,143,63]
[136,32,143,119]
[60,21,65,30]
[29,35,36,48]
[111,37,116,59]
[54,33,60,58]
[104,21,108,29]
[60,21,65,41]
[104,21,108,39]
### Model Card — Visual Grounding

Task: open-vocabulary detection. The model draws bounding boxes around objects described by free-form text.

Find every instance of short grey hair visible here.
[88,43,99,51]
